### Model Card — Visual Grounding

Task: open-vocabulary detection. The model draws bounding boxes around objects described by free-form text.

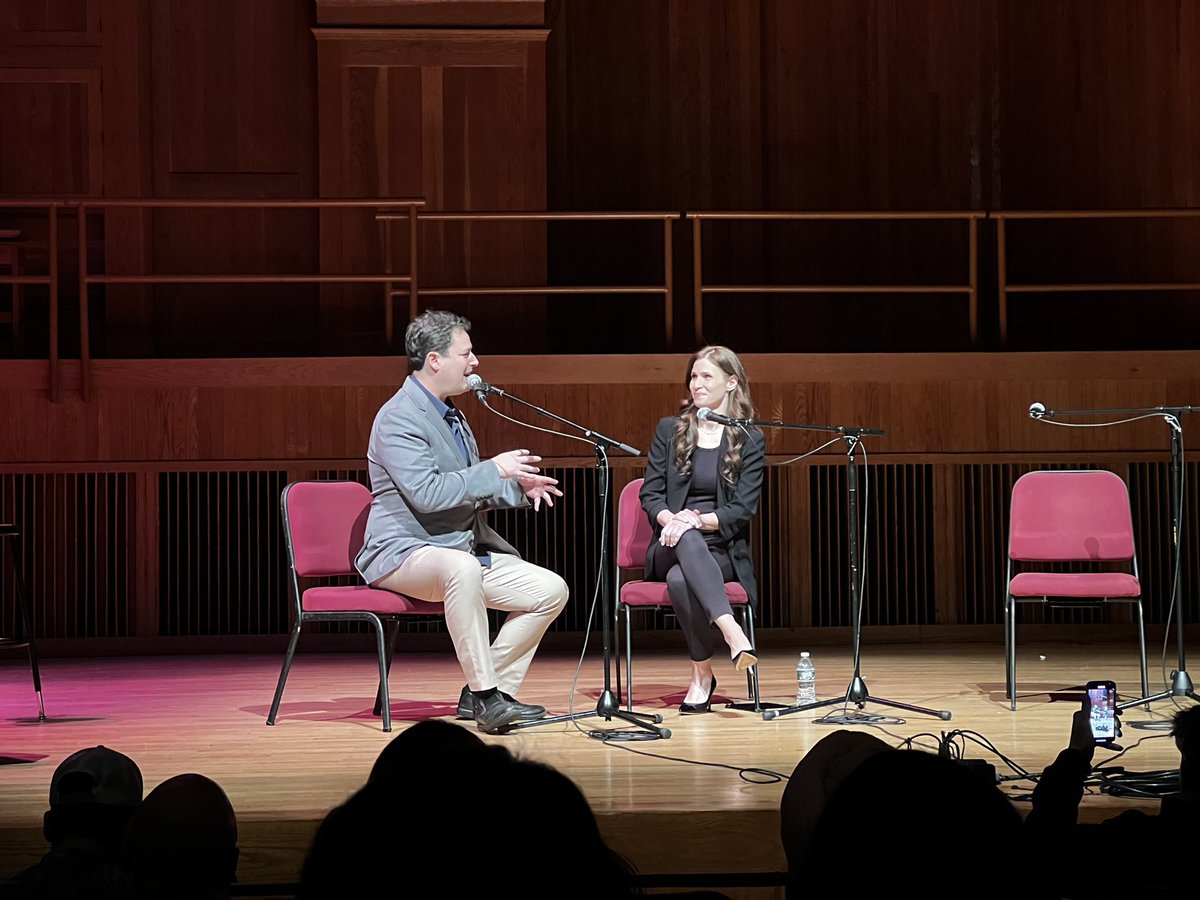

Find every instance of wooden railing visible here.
[8,201,1200,395]
[75,198,426,399]
[376,210,680,346]
[686,210,985,346]
[994,209,1200,347]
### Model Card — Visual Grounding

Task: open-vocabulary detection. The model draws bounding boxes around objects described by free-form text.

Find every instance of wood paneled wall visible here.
[142,1,318,357]
[547,0,1200,210]
[0,0,103,197]
[0,1,547,357]
[313,25,548,354]
[4,1,1200,356]
[547,0,985,212]
[3,351,1198,463]
[545,0,1200,353]
[0,0,319,357]
[315,0,545,28]
[5,1,1199,648]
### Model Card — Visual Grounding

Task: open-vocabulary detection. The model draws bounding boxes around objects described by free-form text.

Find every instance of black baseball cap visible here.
[48,745,143,809]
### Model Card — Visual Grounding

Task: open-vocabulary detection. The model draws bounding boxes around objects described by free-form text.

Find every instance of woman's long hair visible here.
[672,346,755,488]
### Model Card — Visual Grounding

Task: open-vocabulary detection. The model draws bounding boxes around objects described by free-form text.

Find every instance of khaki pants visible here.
[376,547,569,695]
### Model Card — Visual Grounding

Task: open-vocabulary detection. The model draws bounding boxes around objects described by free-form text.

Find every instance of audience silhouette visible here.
[7,745,142,900]
[1026,702,1200,899]
[779,731,891,897]
[367,718,499,784]
[805,745,1042,898]
[124,773,239,900]
[301,719,638,898]
[21,707,1199,898]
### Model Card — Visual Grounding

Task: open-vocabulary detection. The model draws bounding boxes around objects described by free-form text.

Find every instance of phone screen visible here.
[1087,682,1117,742]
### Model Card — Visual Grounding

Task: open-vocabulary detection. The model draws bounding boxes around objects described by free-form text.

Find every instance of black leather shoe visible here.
[679,677,717,714]
[500,692,547,720]
[456,685,475,719]
[471,692,524,734]
[458,686,547,723]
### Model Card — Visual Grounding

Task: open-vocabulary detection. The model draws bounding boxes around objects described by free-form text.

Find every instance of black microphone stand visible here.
[750,417,952,722]
[1034,405,1200,712]
[476,387,669,740]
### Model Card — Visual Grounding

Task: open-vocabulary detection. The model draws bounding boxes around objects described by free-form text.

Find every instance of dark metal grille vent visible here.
[491,466,603,633]
[10,458,1192,643]
[0,472,135,639]
[808,462,935,628]
[751,464,801,629]
[1128,460,1200,625]
[158,470,289,636]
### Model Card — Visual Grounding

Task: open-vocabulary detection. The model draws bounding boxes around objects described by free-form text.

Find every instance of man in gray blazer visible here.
[356,310,568,733]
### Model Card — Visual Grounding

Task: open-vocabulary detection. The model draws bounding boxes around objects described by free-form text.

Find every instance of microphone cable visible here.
[473,392,663,739]
[471,390,598,449]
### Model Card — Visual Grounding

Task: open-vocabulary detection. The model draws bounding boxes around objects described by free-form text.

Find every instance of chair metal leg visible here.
[26,645,44,721]
[1003,595,1010,699]
[266,621,302,726]
[1006,595,1017,711]
[1135,599,1150,710]
[368,613,392,732]
[613,599,625,707]
[625,606,634,713]
[373,618,400,717]
[6,535,45,720]
[613,558,623,708]
[741,606,760,712]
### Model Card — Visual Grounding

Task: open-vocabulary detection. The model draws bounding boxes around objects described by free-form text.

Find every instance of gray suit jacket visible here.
[356,376,527,585]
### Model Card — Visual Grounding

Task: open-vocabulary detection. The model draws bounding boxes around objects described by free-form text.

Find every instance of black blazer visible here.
[638,415,765,605]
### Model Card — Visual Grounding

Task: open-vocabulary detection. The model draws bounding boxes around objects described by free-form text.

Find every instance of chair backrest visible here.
[1008,470,1135,562]
[616,478,654,568]
[282,480,373,577]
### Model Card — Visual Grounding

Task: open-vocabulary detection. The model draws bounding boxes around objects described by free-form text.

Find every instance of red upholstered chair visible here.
[615,477,760,711]
[1004,470,1149,711]
[267,480,441,732]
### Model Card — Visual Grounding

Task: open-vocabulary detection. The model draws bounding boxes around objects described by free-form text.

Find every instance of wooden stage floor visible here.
[0,641,1185,890]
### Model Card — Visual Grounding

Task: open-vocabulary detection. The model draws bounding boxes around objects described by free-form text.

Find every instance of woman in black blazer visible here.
[639,346,765,713]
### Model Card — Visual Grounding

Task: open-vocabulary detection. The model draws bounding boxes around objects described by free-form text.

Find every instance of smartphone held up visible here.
[1086,680,1118,745]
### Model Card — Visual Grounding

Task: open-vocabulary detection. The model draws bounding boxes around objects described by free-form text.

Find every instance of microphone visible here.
[1029,401,1048,420]
[697,407,746,427]
[466,374,494,404]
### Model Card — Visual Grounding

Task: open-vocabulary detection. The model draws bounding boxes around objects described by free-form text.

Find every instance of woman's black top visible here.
[684,446,727,548]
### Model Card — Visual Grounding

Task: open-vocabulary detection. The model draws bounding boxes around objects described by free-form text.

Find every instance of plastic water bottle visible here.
[795,652,816,704]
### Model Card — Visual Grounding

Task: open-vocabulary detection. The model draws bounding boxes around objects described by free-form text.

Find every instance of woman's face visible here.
[689,356,736,412]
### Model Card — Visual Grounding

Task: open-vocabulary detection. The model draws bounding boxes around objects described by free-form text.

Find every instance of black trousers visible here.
[650,528,736,662]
